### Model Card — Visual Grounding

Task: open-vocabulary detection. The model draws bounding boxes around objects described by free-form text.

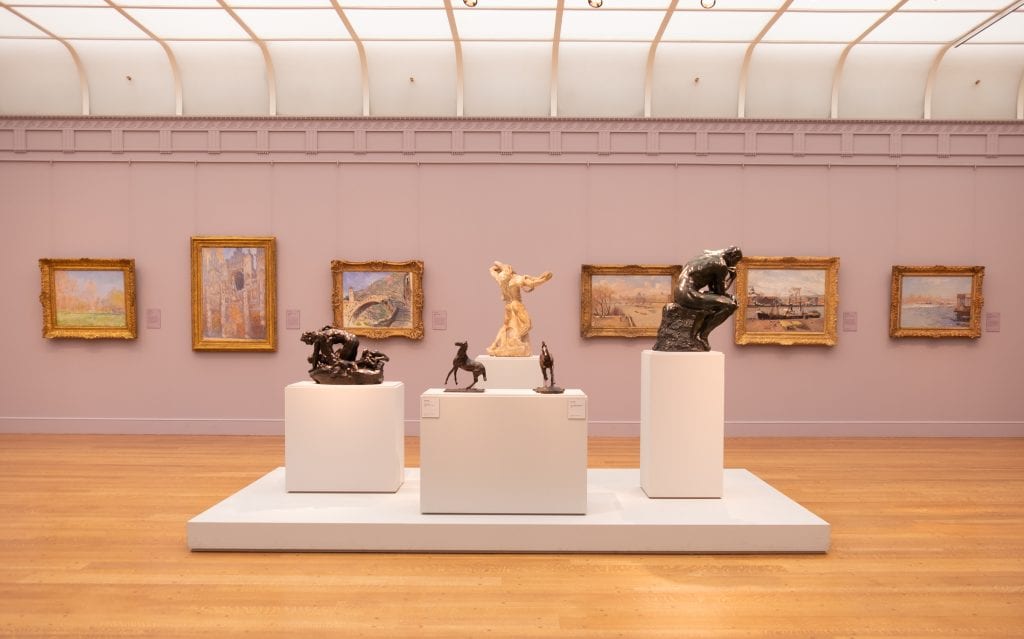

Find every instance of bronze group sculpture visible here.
[653,246,743,352]
[301,325,389,384]
[444,341,487,392]
[486,261,553,357]
[533,341,564,394]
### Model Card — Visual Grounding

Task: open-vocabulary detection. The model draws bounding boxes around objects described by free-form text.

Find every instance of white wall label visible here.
[145,308,161,329]
[285,309,301,330]
[567,398,587,420]
[432,310,447,330]
[842,311,858,332]
[421,396,440,419]
[985,312,1001,332]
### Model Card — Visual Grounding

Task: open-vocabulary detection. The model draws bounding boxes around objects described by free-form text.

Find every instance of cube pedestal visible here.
[285,381,404,493]
[640,350,724,498]
[419,388,587,514]
[474,355,542,390]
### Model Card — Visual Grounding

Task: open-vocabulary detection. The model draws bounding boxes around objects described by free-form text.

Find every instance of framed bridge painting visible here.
[734,256,840,346]
[190,236,276,352]
[331,260,424,340]
[39,257,137,339]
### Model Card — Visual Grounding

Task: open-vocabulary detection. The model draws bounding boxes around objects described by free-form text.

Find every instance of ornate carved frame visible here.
[734,256,840,346]
[580,264,682,338]
[39,257,137,340]
[331,259,424,340]
[889,265,984,339]
[190,236,277,352]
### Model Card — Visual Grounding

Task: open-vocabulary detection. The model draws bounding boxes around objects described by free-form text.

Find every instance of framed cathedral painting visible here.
[39,258,137,339]
[331,260,424,340]
[889,265,984,338]
[734,256,840,346]
[580,264,682,338]
[190,236,277,351]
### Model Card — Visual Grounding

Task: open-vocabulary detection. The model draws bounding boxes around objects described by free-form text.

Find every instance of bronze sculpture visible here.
[444,341,487,392]
[653,246,743,352]
[533,341,564,394]
[486,261,553,357]
[301,325,389,384]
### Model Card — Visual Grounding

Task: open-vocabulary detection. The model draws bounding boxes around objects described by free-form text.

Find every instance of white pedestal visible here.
[419,388,587,514]
[285,381,405,493]
[474,355,542,389]
[641,350,724,498]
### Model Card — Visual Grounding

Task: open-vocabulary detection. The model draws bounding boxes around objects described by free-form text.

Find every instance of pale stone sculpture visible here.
[486,261,553,357]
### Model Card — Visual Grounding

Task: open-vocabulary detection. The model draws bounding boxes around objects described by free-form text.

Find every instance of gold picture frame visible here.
[734,256,840,346]
[190,236,277,351]
[331,260,424,340]
[580,264,682,338]
[889,265,984,339]
[39,258,137,339]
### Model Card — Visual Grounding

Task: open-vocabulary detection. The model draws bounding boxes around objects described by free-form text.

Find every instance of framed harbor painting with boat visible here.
[734,256,839,346]
[889,265,984,338]
[39,257,137,339]
[580,264,682,338]
[331,260,424,340]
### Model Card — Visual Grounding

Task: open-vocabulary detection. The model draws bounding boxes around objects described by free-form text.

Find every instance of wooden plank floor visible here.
[1,435,1022,638]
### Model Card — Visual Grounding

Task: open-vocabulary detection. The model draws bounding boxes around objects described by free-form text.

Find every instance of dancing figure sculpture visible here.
[653,246,743,352]
[444,341,487,392]
[486,261,553,357]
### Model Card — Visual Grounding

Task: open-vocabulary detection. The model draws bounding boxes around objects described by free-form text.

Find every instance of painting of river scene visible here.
[332,260,424,339]
[890,266,984,338]
[744,269,827,333]
[580,265,682,338]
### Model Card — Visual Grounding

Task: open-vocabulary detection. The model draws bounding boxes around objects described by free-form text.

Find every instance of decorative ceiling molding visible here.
[737,0,794,119]
[104,0,182,116]
[643,0,679,118]
[328,0,369,117]
[216,0,277,116]
[830,0,908,120]
[442,0,464,117]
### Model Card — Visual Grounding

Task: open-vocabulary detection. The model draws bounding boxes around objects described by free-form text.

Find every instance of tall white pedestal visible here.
[474,355,542,389]
[641,350,724,498]
[419,388,587,514]
[285,381,405,493]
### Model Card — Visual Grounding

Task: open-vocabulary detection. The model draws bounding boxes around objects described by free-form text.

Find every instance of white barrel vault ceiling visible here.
[0,0,1022,120]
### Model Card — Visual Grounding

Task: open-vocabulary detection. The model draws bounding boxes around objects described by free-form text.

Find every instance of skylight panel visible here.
[12,6,145,38]
[865,11,996,42]
[338,0,444,7]
[227,0,332,5]
[119,1,221,6]
[454,9,554,40]
[560,8,666,41]
[6,0,105,5]
[662,10,773,42]
[900,0,1010,10]
[966,11,1024,43]
[343,9,451,39]
[787,0,898,8]
[764,11,885,42]
[0,10,49,37]
[234,8,349,39]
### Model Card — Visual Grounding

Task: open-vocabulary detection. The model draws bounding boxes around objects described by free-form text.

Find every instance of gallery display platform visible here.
[187,467,830,553]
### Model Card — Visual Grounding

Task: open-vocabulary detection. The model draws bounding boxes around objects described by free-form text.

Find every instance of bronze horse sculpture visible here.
[444,341,487,391]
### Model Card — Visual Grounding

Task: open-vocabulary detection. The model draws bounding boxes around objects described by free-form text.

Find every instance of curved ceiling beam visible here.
[328,0,370,116]
[105,0,182,115]
[1,2,90,115]
[442,0,464,116]
[737,0,793,118]
[829,0,908,119]
[550,0,564,116]
[1018,65,1024,119]
[643,0,679,118]
[923,1,1023,119]
[216,0,277,115]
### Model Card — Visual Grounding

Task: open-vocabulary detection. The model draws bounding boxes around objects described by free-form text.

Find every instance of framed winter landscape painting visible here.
[190,236,277,351]
[889,265,984,338]
[39,258,137,339]
[734,256,840,346]
[331,260,424,340]
[580,264,682,338]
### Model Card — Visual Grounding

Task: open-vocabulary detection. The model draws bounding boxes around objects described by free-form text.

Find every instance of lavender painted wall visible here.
[1,117,1022,436]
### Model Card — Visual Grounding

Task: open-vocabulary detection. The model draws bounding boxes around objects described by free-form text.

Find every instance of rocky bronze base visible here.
[309,367,384,385]
[533,385,565,394]
[652,303,709,352]
[444,387,485,393]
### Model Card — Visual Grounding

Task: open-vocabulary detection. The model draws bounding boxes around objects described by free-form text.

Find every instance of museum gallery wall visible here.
[1,117,1022,436]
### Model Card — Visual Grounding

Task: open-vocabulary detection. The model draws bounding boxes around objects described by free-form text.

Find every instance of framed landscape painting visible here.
[734,256,839,346]
[890,265,984,338]
[39,258,137,339]
[191,236,276,351]
[580,264,682,338]
[331,260,424,340]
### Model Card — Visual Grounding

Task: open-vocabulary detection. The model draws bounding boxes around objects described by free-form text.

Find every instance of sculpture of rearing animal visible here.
[444,341,487,390]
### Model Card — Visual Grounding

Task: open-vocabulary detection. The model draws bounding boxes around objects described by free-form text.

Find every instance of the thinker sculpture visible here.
[653,246,743,352]
[486,261,553,357]
[533,341,564,394]
[301,325,389,385]
[444,341,487,392]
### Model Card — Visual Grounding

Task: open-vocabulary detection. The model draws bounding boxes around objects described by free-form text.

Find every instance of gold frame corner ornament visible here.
[190,236,277,352]
[580,264,682,338]
[39,257,138,340]
[734,256,840,347]
[889,265,984,339]
[331,259,425,340]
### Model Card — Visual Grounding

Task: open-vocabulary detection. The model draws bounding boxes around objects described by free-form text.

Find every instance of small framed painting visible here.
[39,258,137,339]
[580,264,682,338]
[331,260,424,340]
[191,236,276,351]
[734,256,840,346]
[889,265,984,338]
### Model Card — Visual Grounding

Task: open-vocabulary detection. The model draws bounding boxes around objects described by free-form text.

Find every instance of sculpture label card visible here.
[331,260,424,340]
[39,258,137,339]
[889,266,983,339]
[190,236,277,351]
[734,256,839,346]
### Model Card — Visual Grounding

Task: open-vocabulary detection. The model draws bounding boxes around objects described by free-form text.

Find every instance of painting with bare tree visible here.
[580,265,682,338]
[39,258,137,339]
